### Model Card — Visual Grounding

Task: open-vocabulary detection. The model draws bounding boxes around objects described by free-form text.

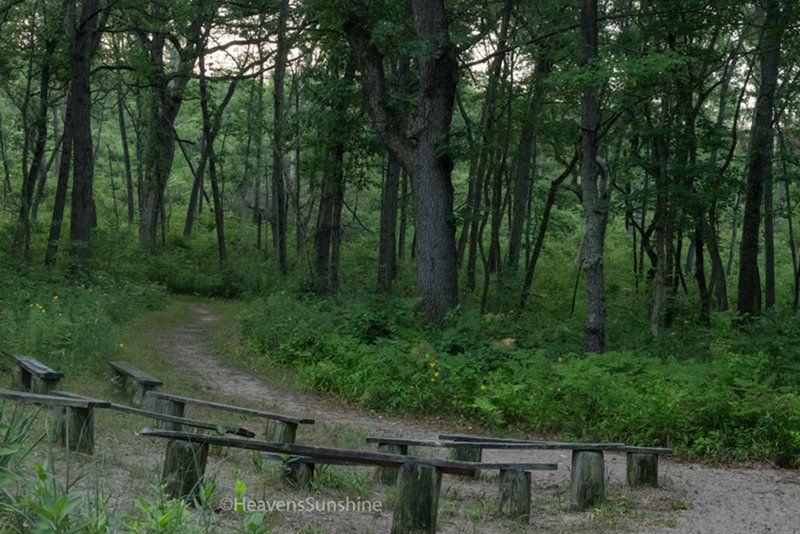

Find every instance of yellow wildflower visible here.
[480,385,486,390]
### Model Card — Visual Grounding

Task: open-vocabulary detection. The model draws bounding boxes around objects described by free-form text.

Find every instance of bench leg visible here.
[498,469,531,522]
[391,463,441,534]
[265,421,303,483]
[33,376,63,394]
[626,452,658,487]
[284,459,315,488]
[450,445,482,478]
[376,443,407,485]
[162,439,209,501]
[571,450,604,509]
[151,398,186,431]
[55,406,95,455]
[265,420,297,443]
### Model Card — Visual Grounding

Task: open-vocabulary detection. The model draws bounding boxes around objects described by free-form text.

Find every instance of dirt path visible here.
[155,305,800,533]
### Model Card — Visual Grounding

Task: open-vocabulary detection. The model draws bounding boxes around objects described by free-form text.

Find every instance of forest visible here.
[2,0,800,526]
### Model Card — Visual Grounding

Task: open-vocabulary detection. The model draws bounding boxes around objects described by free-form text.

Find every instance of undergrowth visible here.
[241,293,800,468]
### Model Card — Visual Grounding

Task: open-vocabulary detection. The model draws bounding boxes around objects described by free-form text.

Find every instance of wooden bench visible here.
[12,355,64,394]
[439,433,672,508]
[53,391,256,438]
[0,388,109,454]
[144,391,314,443]
[140,428,556,532]
[109,361,163,408]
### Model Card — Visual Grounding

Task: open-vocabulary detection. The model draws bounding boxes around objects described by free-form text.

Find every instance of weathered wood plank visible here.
[108,361,163,386]
[146,392,314,425]
[0,388,107,409]
[374,436,626,451]
[139,429,477,476]
[13,355,64,394]
[106,401,255,438]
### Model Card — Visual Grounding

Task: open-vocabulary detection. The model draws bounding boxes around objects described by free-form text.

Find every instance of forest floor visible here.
[32,298,800,533]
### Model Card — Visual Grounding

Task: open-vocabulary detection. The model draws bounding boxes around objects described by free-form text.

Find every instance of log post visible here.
[571,450,604,509]
[376,443,407,485]
[265,420,297,443]
[450,445,482,478]
[498,469,531,522]
[626,452,658,487]
[150,398,186,431]
[391,462,442,534]
[55,406,95,454]
[162,439,209,501]
[284,457,315,488]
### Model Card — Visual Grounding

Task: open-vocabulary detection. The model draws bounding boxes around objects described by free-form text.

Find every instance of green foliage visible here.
[0,258,164,377]
[242,293,800,467]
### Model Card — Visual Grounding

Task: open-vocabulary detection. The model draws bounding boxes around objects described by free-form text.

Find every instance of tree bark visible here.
[378,154,400,294]
[580,0,606,353]
[738,0,783,319]
[343,0,459,323]
[272,0,290,276]
[69,0,104,274]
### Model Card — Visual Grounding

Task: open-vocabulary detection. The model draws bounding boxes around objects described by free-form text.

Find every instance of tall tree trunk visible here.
[314,143,344,291]
[343,0,459,322]
[580,0,606,353]
[69,0,103,274]
[45,91,74,267]
[507,57,552,272]
[738,0,783,319]
[378,154,400,294]
[14,34,56,259]
[271,0,290,276]
[117,86,135,224]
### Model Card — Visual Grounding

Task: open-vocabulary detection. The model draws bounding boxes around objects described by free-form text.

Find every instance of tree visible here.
[738,0,784,319]
[580,0,607,353]
[340,0,459,322]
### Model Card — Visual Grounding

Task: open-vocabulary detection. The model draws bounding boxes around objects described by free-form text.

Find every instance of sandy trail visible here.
[161,305,800,534]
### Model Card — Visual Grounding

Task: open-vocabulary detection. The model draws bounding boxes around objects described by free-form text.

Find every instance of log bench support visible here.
[109,361,162,408]
[12,355,64,394]
[391,462,441,534]
[163,439,209,501]
[626,451,659,487]
[0,389,107,455]
[140,429,555,534]
[54,405,96,455]
[498,469,531,521]
[571,450,605,509]
[376,443,407,485]
[449,445,482,478]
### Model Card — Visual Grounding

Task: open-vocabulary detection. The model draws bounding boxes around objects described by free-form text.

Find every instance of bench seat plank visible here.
[140,428,475,476]
[147,392,314,425]
[371,436,626,451]
[52,391,255,438]
[13,355,65,380]
[109,361,163,387]
[0,388,108,409]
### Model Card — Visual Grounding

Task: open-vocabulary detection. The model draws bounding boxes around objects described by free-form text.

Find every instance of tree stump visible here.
[391,462,442,534]
[162,439,208,501]
[54,406,95,454]
[498,469,531,522]
[450,445,481,477]
[626,452,658,487]
[571,450,604,509]
[376,443,406,485]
